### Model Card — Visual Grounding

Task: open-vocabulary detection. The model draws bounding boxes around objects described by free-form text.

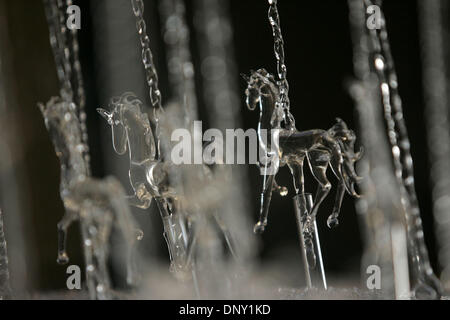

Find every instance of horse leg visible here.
[257,161,286,197]
[328,181,345,228]
[254,173,275,233]
[307,154,332,221]
[57,209,76,264]
[329,156,347,228]
[288,156,306,211]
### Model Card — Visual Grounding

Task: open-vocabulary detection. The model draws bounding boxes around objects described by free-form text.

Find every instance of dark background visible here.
[1,0,436,292]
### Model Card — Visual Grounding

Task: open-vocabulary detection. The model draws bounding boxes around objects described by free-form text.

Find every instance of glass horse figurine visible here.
[243,68,362,238]
[98,93,235,280]
[98,93,190,277]
[38,97,141,299]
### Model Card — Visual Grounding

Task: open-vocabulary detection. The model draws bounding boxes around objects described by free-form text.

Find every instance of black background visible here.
[1,0,437,292]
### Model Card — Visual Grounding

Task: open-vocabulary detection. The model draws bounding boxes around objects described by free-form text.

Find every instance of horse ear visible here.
[97,108,112,123]
[335,117,349,131]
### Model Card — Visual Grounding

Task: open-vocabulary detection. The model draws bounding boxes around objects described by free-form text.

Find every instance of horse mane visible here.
[109,92,152,125]
[329,119,362,188]
[250,69,278,90]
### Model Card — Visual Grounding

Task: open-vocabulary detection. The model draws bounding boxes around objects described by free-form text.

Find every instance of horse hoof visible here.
[279,186,288,197]
[253,222,266,234]
[327,216,339,229]
[57,252,69,265]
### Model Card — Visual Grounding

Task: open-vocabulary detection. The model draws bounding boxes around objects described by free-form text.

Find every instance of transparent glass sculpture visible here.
[98,93,192,279]
[39,97,141,299]
[243,69,362,235]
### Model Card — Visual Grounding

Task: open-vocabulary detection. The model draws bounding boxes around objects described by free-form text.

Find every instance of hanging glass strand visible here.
[158,1,204,246]
[159,0,198,124]
[194,0,256,297]
[43,0,73,101]
[43,0,91,174]
[348,0,405,297]
[366,0,441,297]
[56,0,72,93]
[130,0,163,160]
[193,0,239,130]
[0,209,11,299]
[348,0,371,80]
[66,0,90,171]
[267,0,295,130]
[418,0,450,290]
